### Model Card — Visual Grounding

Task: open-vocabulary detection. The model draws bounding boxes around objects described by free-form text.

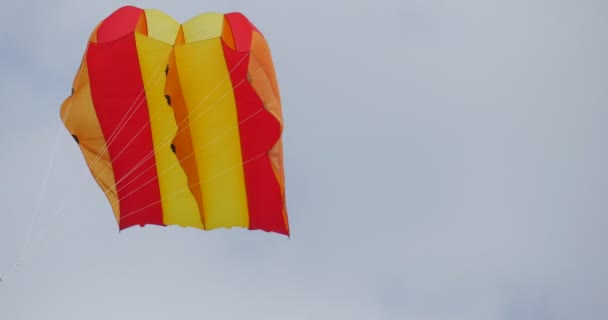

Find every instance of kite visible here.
[60,6,289,236]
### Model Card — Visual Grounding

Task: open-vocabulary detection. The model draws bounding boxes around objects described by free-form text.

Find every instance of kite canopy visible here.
[60,6,289,236]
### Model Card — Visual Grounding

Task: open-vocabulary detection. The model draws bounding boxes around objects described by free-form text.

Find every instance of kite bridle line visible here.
[1,60,87,283]
[4,31,280,283]
[110,63,259,196]
[96,52,252,190]
[35,61,273,246]
[117,151,268,223]
[111,88,265,207]
[0,43,170,283]
[55,61,268,233]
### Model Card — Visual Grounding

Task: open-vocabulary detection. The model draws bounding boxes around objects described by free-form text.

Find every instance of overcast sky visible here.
[1,0,607,319]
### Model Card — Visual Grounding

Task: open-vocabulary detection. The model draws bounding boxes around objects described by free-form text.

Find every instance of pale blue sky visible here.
[1,1,607,319]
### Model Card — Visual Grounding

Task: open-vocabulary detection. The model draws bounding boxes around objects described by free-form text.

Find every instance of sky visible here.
[1,0,607,319]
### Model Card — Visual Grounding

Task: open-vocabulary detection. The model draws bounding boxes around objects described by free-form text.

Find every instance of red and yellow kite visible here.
[60,6,289,236]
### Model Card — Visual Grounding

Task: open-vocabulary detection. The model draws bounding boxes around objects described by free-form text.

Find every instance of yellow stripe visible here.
[166,50,207,227]
[143,9,180,44]
[135,33,202,228]
[175,22,249,229]
[182,12,224,42]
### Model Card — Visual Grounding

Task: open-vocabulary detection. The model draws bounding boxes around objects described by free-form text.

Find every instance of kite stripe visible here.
[221,17,287,234]
[87,34,164,229]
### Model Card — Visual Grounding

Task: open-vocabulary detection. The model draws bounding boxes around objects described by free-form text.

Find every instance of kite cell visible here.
[60,6,289,236]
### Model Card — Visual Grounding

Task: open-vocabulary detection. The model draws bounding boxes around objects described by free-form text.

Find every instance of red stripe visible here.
[97,6,143,43]
[222,40,287,234]
[87,34,164,230]
[224,13,252,52]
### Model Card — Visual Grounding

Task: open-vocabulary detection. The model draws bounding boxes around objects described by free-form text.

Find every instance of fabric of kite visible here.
[60,6,289,236]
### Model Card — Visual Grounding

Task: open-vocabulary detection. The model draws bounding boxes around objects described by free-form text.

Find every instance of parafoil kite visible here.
[60,6,289,236]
